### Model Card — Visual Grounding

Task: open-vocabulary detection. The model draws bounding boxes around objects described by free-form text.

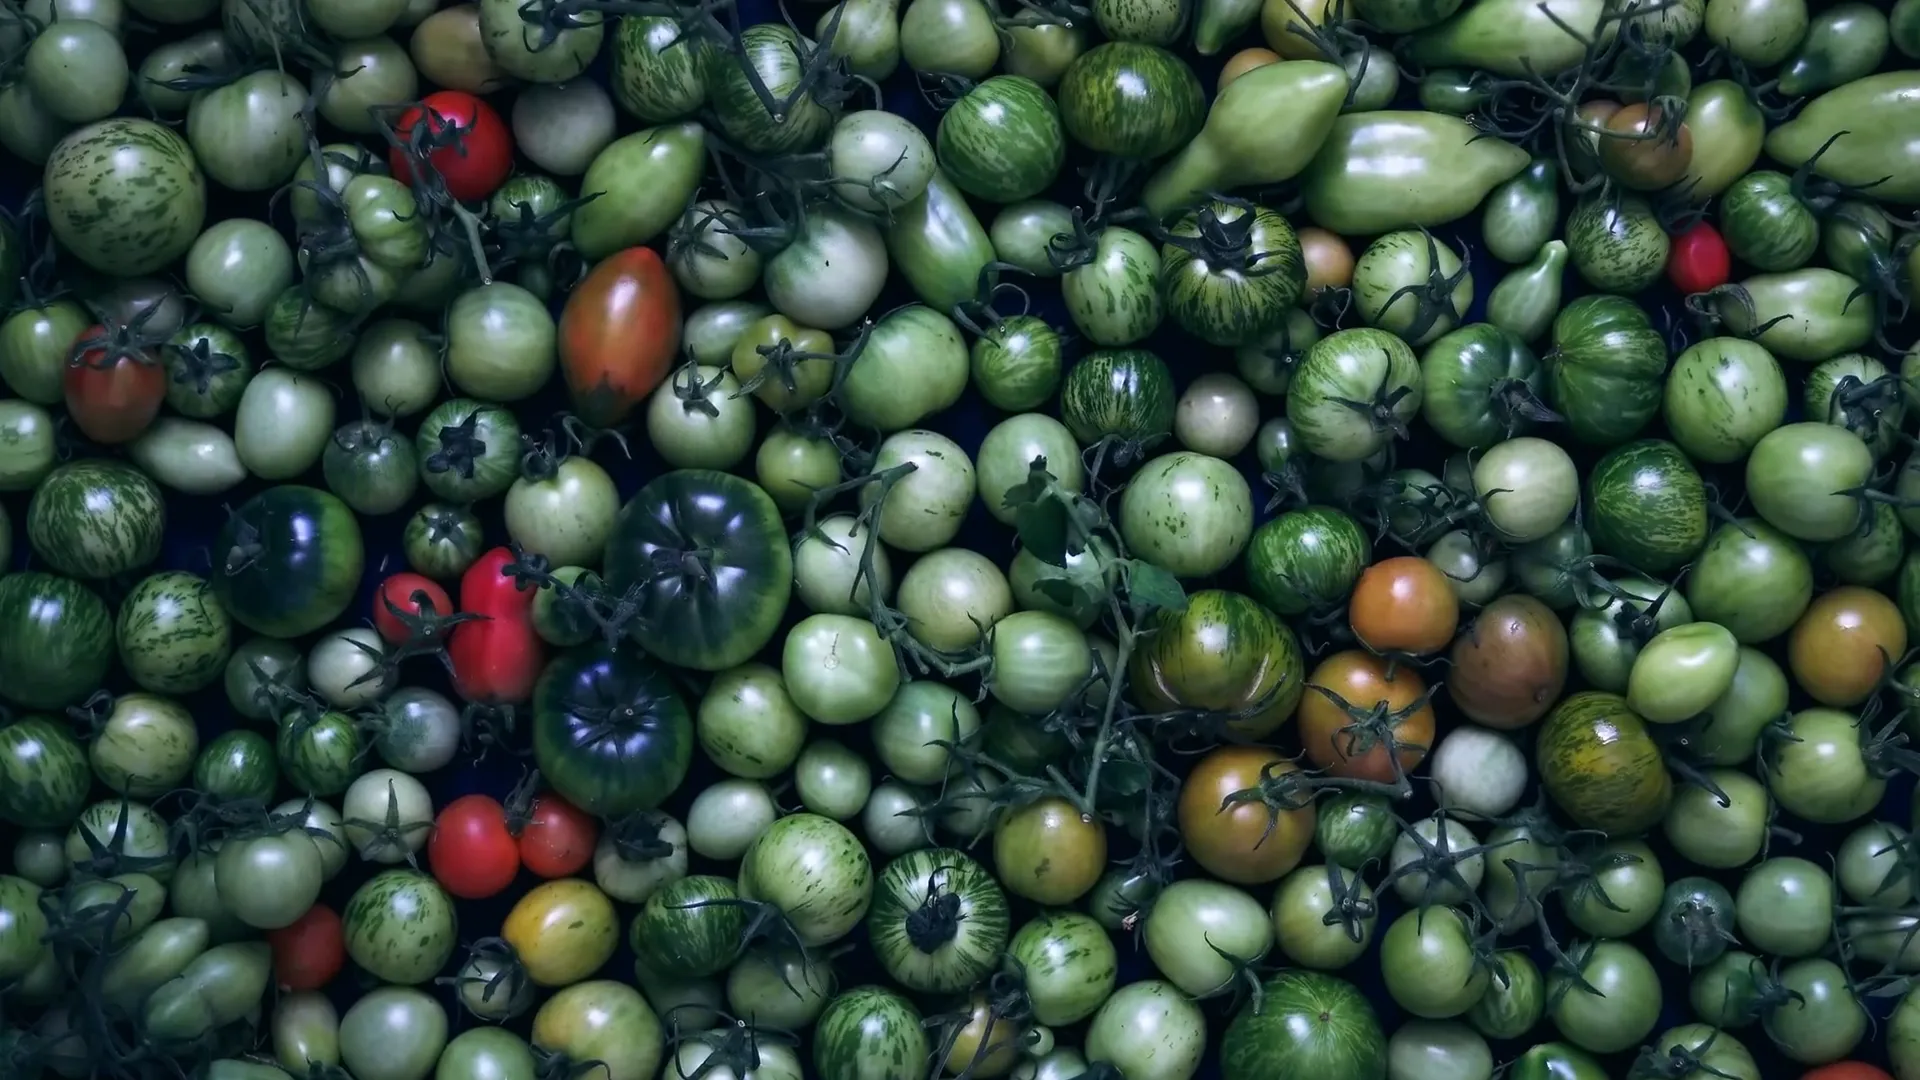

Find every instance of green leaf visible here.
[1008,456,1068,565]
[1124,561,1187,619]
[1034,575,1095,612]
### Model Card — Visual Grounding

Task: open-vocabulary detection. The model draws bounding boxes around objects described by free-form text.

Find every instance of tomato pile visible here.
[3,1,1920,1079]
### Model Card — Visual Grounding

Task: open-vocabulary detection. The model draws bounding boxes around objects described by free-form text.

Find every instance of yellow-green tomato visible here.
[501,878,619,987]
[1625,621,1740,723]
[532,980,663,1080]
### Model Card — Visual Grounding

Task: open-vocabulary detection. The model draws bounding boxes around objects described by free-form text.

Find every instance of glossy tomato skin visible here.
[448,547,546,705]
[520,795,596,878]
[1668,221,1731,293]
[1177,745,1316,885]
[1298,650,1434,782]
[1800,1065,1892,1080]
[559,247,682,428]
[1348,555,1459,655]
[372,572,456,645]
[267,902,345,991]
[1789,585,1907,707]
[389,91,513,203]
[429,794,521,899]
[65,329,166,444]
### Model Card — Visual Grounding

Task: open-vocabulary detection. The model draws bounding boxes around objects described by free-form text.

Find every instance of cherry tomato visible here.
[1667,221,1731,294]
[389,91,513,203]
[428,793,521,899]
[1788,585,1907,707]
[1599,102,1693,191]
[1298,650,1434,783]
[1218,47,1279,91]
[1298,226,1355,295]
[518,795,597,878]
[266,903,345,991]
[448,546,546,705]
[1801,1066,1893,1080]
[558,247,681,428]
[1348,556,1459,655]
[65,325,165,444]
[993,797,1106,905]
[1177,745,1316,885]
[372,572,458,645]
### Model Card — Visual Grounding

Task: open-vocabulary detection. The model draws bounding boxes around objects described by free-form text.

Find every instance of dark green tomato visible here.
[1899,0,1920,56]
[707,23,835,154]
[1587,440,1708,575]
[403,503,484,582]
[1244,506,1371,617]
[1566,191,1669,294]
[1419,323,1548,449]
[1779,2,1889,97]
[1764,958,1866,1064]
[602,469,792,672]
[1417,69,1490,115]
[1221,971,1385,1080]
[1510,1042,1608,1080]
[415,399,521,503]
[1719,171,1818,272]
[1160,200,1306,347]
[1611,45,1692,103]
[277,709,364,798]
[1546,294,1667,446]
[610,13,710,123]
[1686,518,1812,643]
[322,419,419,517]
[1314,791,1398,868]
[814,986,926,1080]
[212,486,364,638]
[1059,348,1176,452]
[0,716,90,827]
[998,12,1085,85]
[628,874,745,978]
[937,75,1065,203]
[1653,877,1738,969]
[1057,42,1204,158]
[162,322,252,419]
[0,573,114,711]
[262,288,356,371]
[1237,307,1319,396]
[970,314,1065,411]
[27,459,165,580]
[1821,199,1902,288]
[1806,352,1904,459]
[1481,158,1560,265]
[223,636,306,724]
[533,643,693,818]
[192,729,278,803]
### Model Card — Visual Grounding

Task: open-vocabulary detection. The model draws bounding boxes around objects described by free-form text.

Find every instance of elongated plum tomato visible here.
[1348,556,1458,655]
[558,247,682,428]
[1177,745,1315,885]
[448,547,546,705]
[389,91,513,203]
[1667,221,1730,294]
[428,794,520,899]
[267,903,345,990]
[1788,585,1906,707]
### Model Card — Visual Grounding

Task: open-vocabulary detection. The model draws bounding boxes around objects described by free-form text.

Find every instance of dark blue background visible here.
[1,2,1914,1078]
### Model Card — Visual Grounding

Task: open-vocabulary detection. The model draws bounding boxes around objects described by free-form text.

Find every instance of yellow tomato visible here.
[502,878,618,987]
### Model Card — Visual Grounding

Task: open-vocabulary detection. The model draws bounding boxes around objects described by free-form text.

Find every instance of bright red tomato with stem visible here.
[448,546,546,704]
[65,325,165,444]
[266,903,345,991]
[372,572,458,645]
[558,246,682,428]
[1667,221,1731,294]
[428,794,521,899]
[518,795,597,878]
[389,91,513,203]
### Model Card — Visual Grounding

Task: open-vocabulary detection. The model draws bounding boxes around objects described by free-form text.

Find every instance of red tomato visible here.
[1667,221,1731,294]
[447,547,546,705]
[428,794,521,899]
[65,327,165,444]
[1802,1067,1893,1080]
[558,247,682,428]
[518,795,597,878]
[372,572,458,645]
[266,903,345,991]
[389,91,513,203]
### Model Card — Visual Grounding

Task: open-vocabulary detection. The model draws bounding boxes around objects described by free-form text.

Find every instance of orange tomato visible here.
[1219,47,1280,90]
[558,246,681,428]
[1176,745,1316,885]
[1298,227,1355,296]
[1348,556,1459,655]
[1298,650,1435,783]
[1788,585,1906,707]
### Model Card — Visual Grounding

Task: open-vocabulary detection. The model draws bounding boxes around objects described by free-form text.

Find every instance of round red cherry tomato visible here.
[266,903,345,991]
[389,91,513,203]
[65,325,165,444]
[428,794,521,899]
[372,572,458,645]
[558,247,682,428]
[1667,221,1731,294]
[1801,1066,1893,1080]
[518,795,597,878]
[448,547,546,705]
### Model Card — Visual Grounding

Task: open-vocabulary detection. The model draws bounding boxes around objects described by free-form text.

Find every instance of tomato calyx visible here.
[444,936,533,1014]
[1303,678,1436,793]
[1627,1025,1746,1080]
[372,577,489,677]
[1157,196,1297,281]
[604,809,678,863]
[1217,761,1386,846]
[61,797,178,884]
[342,775,436,867]
[68,307,168,373]
[668,1018,802,1076]
[1381,807,1516,910]
[160,329,244,397]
